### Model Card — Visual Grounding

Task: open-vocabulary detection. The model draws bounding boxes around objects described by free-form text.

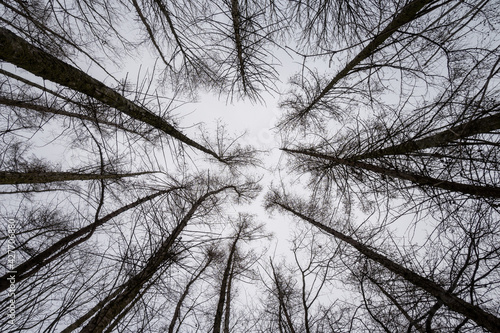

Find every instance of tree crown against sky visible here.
[1,0,500,332]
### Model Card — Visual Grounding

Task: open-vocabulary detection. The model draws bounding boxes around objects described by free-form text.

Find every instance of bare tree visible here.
[0,170,154,185]
[282,147,500,199]
[265,190,500,332]
[0,186,182,293]
[63,176,259,333]
[267,260,299,333]
[279,0,499,135]
[278,0,441,130]
[167,246,219,333]
[212,214,267,333]
[260,229,347,333]
[2,0,500,332]
[0,27,226,160]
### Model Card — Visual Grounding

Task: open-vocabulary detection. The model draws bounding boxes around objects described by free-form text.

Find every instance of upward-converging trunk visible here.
[0,27,221,161]
[229,0,248,94]
[0,170,152,185]
[299,0,434,116]
[0,96,150,138]
[61,287,125,333]
[151,0,192,67]
[223,262,235,333]
[273,199,500,333]
[270,261,297,333]
[0,189,179,293]
[213,231,241,333]
[282,148,500,198]
[72,186,235,333]
[350,111,500,160]
[168,255,213,333]
[130,0,170,69]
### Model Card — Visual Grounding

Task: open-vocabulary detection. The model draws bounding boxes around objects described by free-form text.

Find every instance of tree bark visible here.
[229,0,248,94]
[282,148,500,198]
[299,0,434,116]
[0,189,178,292]
[214,231,241,333]
[0,96,150,138]
[61,287,125,333]
[76,185,235,333]
[350,111,500,160]
[273,199,500,333]
[223,263,235,333]
[0,27,221,160]
[130,0,171,69]
[270,261,297,333]
[0,170,152,185]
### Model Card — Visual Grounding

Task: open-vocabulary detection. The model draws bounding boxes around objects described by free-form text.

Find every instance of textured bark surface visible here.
[0,171,151,185]
[283,148,500,198]
[0,189,176,292]
[78,186,234,333]
[0,27,220,160]
[275,200,500,333]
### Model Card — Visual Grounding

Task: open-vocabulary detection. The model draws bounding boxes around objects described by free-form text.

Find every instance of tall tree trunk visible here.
[75,186,234,333]
[228,0,248,94]
[270,261,297,333]
[350,111,500,160]
[0,27,221,161]
[0,96,150,138]
[277,302,285,333]
[272,199,500,333]
[0,189,179,292]
[214,232,241,333]
[61,286,125,333]
[223,263,235,333]
[300,269,311,333]
[151,0,190,65]
[102,277,160,333]
[0,170,153,185]
[130,0,171,69]
[282,148,500,198]
[298,0,434,116]
[168,255,213,333]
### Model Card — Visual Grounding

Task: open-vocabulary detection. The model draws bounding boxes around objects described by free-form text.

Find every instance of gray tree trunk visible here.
[76,186,235,333]
[213,231,241,333]
[282,148,500,198]
[0,171,152,185]
[0,27,221,160]
[0,189,179,292]
[350,112,500,160]
[273,199,500,333]
[297,0,434,116]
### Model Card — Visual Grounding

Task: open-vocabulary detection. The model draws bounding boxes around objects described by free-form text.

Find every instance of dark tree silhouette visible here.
[265,190,500,333]
[1,0,500,332]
